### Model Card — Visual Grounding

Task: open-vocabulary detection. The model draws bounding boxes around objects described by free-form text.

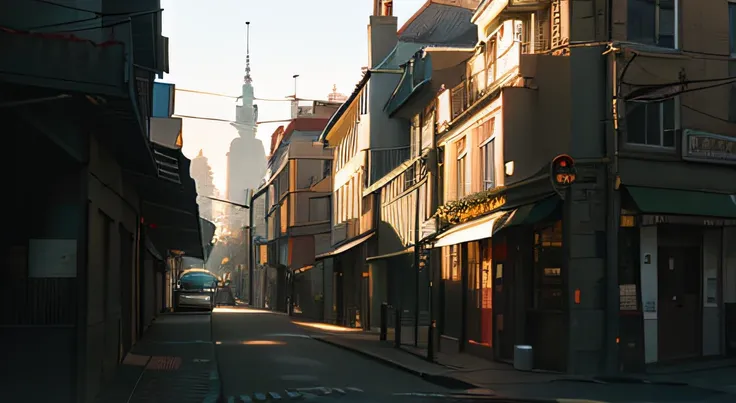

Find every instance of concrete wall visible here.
[84,135,141,402]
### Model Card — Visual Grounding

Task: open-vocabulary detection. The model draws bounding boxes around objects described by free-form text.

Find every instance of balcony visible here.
[367,147,411,185]
[476,0,550,27]
[444,37,523,125]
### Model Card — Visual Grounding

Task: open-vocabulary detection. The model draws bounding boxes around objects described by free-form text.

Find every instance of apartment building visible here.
[377,0,736,375]
[250,116,334,312]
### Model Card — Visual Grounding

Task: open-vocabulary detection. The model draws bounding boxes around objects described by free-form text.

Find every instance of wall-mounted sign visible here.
[550,0,570,49]
[682,129,736,165]
[550,154,577,189]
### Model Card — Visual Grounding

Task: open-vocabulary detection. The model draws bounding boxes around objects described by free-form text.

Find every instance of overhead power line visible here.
[202,196,249,209]
[173,114,295,125]
[173,88,326,103]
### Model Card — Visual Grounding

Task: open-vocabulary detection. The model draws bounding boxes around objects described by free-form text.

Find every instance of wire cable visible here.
[682,104,735,123]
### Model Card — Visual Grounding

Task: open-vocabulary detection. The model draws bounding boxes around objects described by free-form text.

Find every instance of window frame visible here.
[624,98,677,149]
[626,0,679,49]
[481,138,496,190]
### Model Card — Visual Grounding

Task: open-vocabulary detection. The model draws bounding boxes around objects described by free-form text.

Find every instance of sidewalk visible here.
[94,312,220,403]
[299,321,736,401]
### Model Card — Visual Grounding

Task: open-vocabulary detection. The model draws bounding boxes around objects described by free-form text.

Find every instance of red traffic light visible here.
[552,154,574,169]
[550,154,576,187]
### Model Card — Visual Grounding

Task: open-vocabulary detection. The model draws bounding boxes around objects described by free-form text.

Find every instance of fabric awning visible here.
[432,210,508,248]
[132,143,204,258]
[315,232,375,260]
[499,196,562,229]
[625,186,736,218]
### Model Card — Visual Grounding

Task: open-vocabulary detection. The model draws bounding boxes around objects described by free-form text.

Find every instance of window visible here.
[411,114,421,158]
[359,85,369,115]
[457,156,466,198]
[627,0,676,48]
[479,118,496,190]
[322,160,332,179]
[309,197,330,222]
[626,99,676,147]
[482,139,496,189]
[455,137,467,198]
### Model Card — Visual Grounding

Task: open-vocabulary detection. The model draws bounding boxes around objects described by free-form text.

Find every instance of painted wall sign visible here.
[550,0,570,49]
[682,129,736,165]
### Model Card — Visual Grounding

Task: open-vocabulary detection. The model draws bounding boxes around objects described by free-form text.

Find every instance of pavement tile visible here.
[94,313,221,403]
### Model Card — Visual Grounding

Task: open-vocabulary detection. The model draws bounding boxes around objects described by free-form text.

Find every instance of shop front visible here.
[619,185,736,368]
[433,190,566,368]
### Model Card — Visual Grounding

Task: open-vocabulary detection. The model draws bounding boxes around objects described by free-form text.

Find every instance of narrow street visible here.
[211,307,448,401]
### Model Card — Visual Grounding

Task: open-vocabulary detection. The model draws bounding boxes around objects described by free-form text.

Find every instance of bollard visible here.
[427,319,436,362]
[394,307,402,348]
[380,303,388,341]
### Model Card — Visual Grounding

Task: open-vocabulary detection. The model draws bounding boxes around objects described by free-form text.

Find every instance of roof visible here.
[269,117,330,156]
[397,0,479,46]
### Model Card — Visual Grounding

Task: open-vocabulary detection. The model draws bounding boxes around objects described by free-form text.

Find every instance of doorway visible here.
[657,246,701,361]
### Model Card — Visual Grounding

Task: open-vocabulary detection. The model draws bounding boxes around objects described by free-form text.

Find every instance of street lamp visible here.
[292,74,300,99]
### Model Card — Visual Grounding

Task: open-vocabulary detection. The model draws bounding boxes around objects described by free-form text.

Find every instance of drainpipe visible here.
[414,178,421,347]
[248,197,255,306]
[605,45,621,374]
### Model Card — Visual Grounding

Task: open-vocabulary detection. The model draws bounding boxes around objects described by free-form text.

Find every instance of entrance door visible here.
[657,246,701,361]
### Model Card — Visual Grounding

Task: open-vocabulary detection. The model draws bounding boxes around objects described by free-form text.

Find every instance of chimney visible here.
[368,0,398,68]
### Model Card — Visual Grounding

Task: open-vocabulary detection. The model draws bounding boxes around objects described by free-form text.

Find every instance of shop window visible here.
[533,220,564,310]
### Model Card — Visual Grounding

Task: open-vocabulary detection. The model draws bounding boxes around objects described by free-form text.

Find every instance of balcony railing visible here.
[367,146,411,185]
[446,40,523,122]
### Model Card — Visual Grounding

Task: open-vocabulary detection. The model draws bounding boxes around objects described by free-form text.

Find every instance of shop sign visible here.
[641,215,736,227]
[682,129,736,165]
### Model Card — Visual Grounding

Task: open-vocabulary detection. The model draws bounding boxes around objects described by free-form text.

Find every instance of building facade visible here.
[0,1,205,402]
[374,0,736,375]
[250,116,334,313]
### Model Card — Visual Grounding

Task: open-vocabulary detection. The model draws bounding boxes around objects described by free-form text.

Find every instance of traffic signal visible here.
[550,154,577,187]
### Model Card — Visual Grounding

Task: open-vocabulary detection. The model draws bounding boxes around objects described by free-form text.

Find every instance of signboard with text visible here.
[682,129,736,165]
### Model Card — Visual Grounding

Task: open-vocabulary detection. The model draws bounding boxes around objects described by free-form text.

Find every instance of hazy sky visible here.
[160,0,420,190]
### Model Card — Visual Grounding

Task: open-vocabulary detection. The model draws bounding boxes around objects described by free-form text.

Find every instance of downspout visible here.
[605,34,621,374]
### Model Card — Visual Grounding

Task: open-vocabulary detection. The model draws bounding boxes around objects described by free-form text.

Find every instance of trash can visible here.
[514,345,533,371]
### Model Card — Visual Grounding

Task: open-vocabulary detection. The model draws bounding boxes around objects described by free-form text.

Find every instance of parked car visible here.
[174,269,218,311]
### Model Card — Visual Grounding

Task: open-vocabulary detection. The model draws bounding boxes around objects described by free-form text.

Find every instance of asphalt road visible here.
[211,307,448,402]
[210,307,734,403]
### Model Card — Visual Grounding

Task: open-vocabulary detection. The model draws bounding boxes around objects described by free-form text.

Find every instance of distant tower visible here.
[327,84,348,103]
[226,21,267,232]
[191,149,217,221]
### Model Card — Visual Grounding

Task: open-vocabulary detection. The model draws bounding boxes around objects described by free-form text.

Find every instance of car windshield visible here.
[179,273,217,290]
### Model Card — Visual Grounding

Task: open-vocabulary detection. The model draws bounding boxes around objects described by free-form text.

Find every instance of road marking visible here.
[285,391,301,399]
[333,388,345,394]
[254,392,267,401]
[268,392,282,400]
[345,387,364,392]
[240,395,253,402]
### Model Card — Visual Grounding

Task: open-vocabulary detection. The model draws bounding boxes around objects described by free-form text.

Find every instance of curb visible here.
[311,335,478,390]
[202,368,221,403]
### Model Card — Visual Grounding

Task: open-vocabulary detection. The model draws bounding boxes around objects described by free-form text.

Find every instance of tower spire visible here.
[244,21,252,84]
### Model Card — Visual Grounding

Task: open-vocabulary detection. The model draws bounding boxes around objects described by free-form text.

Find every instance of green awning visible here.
[626,186,736,218]
[502,196,562,228]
